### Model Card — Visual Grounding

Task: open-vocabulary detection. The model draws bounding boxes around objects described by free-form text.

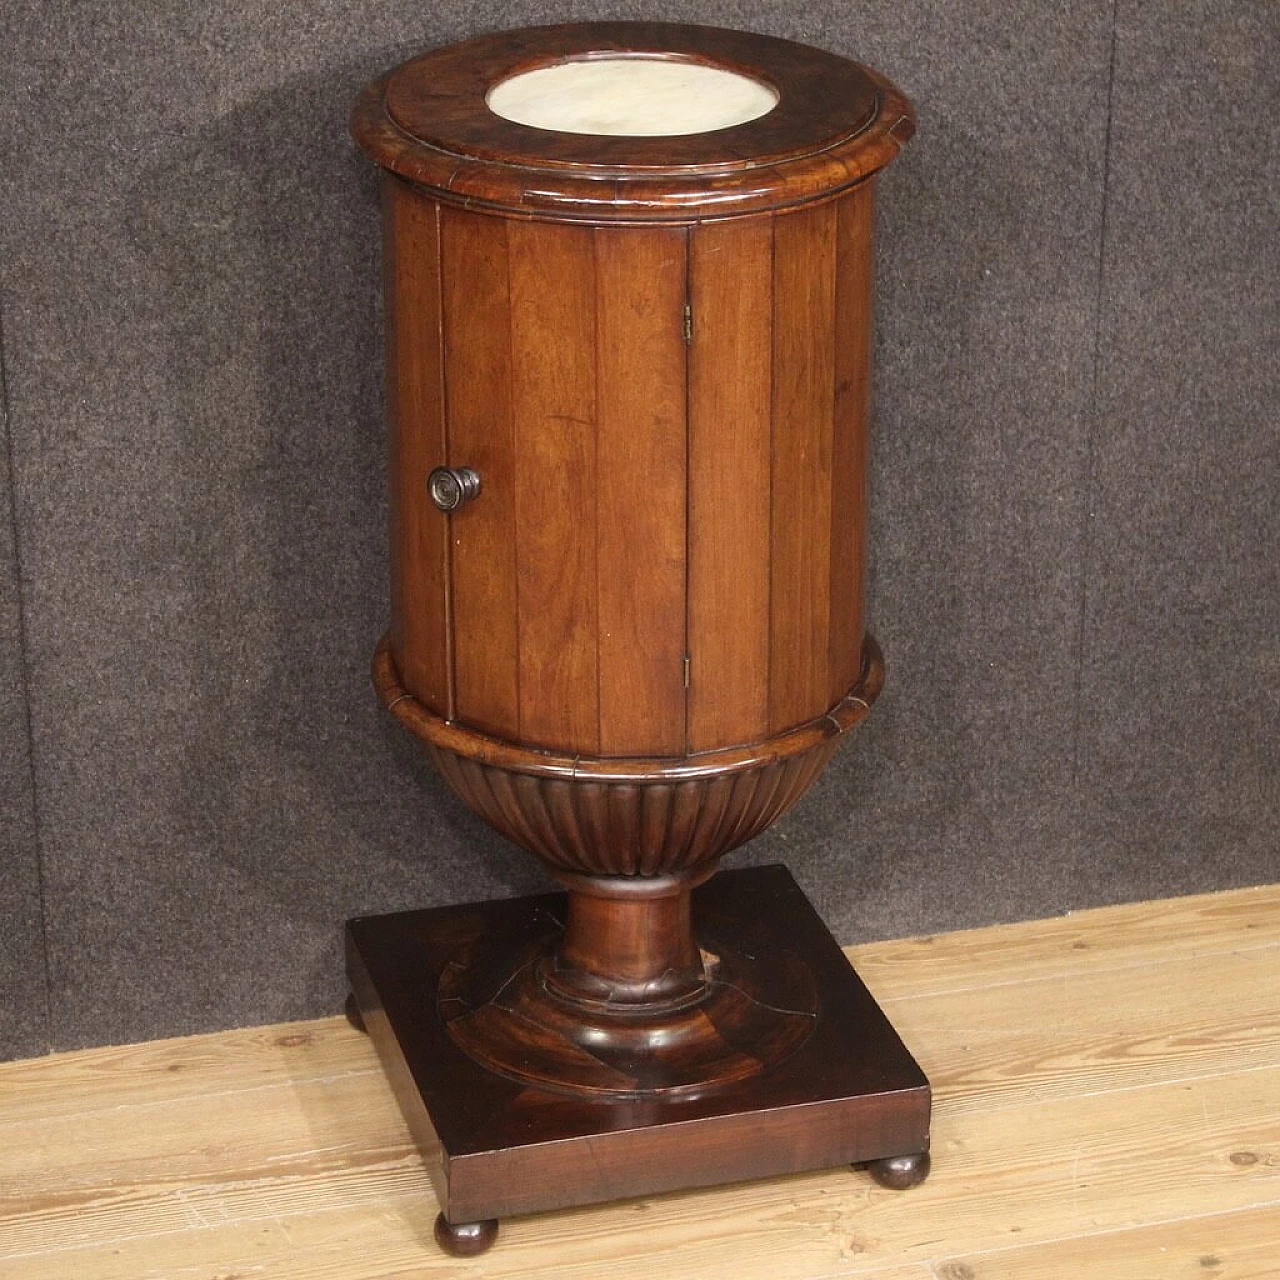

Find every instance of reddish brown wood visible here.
[436,867,824,1100]
[866,1150,933,1190]
[554,872,704,1004]
[374,633,884,783]
[354,20,922,1253]
[433,1213,497,1257]
[352,23,916,222]
[439,207,519,738]
[769,201,839,732]
[372,633,879,877]
[594,226,687,757]
[830,182,878,703]
[688,215,773,751]
[346,865,931,1225]
[508,220,600,753]
[382,178,450,717]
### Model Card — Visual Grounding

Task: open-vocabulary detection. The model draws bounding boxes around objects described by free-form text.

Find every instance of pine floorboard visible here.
[1,883,1277,1278]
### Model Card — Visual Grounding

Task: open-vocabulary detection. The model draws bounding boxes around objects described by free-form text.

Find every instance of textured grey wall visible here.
[1076,1,1279,900]
[0,328,47,1060]
[0,1,1275,1059]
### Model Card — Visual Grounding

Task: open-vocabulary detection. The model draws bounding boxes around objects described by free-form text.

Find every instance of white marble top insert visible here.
[486,57,779,137]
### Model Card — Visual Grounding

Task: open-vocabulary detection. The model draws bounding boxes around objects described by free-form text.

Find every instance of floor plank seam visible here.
[0,1166,431,1262]
[867,939,1280,1004]
[0,1066,386,1132]
[927,1055,1280,1116]
[902,1198,1280,1274]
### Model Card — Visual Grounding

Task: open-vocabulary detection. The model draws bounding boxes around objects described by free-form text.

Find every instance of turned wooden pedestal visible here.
[347,21,927,1255]
[346,866,930,1249]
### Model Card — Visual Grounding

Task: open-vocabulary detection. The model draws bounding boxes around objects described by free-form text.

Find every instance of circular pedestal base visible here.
[438,924,818,1100]
[346,865,933,1239]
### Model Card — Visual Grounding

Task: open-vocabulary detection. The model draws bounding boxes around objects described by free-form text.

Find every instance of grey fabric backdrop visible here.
[0,1,1275,1059]
[0,329,47,1062]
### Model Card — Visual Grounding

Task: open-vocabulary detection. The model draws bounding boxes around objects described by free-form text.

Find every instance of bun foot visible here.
[434,1212,499,1256]
[343,992,367,1034]
[866,1150,931,1190]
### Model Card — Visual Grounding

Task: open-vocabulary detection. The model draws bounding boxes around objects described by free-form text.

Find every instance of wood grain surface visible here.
[829,181,877,705]
[507,218,600,753]
[383,177,451,717]
[3,882,1276,1278]
[352,22,916,223]
[439,204,520,739]
[594,225,688,757]
[393,187,891,768]
[687,215,774,752]
[770,200,839,731]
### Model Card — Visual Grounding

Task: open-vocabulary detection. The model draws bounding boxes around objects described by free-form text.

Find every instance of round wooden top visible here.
[353,22,915,221]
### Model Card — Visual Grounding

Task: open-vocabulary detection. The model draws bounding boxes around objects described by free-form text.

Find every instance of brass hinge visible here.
[682,303,693,345]
[683,655,691,687]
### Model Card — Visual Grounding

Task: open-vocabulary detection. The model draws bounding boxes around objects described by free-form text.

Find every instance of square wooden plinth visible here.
[345,864,930,1226]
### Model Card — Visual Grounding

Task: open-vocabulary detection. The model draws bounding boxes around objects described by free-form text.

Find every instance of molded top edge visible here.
[353,22,915,221]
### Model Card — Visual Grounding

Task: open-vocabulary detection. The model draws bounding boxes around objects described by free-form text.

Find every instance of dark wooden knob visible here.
[427,465,480,512]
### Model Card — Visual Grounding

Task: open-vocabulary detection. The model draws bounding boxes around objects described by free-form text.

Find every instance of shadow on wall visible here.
[122,56,543,981]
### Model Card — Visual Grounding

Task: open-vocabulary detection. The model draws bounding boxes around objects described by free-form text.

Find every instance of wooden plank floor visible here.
[1,884,1277,1279]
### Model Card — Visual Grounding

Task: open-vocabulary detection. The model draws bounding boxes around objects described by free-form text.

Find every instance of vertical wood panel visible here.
[829,182,877,703]
[688,217,773,752]
[769,203,839,732]
[440,208,519,739]
[382,177,450,717]
[508,221,599,754]
[595,227,688,757]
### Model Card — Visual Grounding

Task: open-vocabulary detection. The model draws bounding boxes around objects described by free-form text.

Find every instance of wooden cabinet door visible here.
[437,210,688,758]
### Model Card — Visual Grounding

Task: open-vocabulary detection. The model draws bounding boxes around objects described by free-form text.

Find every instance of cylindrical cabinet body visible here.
[348,30,931,1236]
[359,22,912,880]
[383,178,880,758]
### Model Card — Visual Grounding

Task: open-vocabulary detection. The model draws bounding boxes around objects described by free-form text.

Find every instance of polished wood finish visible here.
[554,871,705,1004]
[594,226,688,757]
[386,178,883,763]
[439,204,519,739]
[770,200,840,731]
[866,1150,932,1190]
[830,182,877,703]
[346,866,930,1226]
[382,180,450,717]
[10,884,1278,1278]
[685,191,878,745]
[433,1213,497,1257]
[372,633,881,878]
[355,21,919,1253]
[352,23,915,222]
[507,219,599,752]
[434,869,823,1101]
[687,215,774,751]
